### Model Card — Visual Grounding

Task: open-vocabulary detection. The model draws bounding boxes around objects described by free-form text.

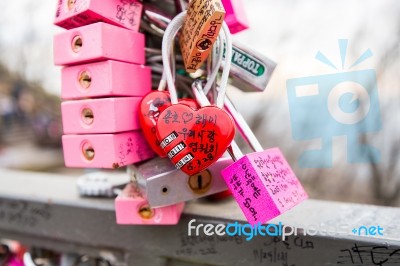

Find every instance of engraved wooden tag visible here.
[179,0,225,73]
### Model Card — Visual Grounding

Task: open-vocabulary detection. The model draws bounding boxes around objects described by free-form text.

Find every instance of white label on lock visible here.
[160,131,178,149]
[175,153,194,169]
[168,142,186,159]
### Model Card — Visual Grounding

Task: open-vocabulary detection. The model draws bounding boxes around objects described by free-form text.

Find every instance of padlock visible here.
[222,42,276,92]
[54,0,143,32]
[221,0,249,34]
[192,78,308,225]
[61,97,142,134]
[54,22,145,66]
[129,157,232,207]
[222,146,308,225]
[139,91,200,157]
[156,11,235,176]
[115,183,184,225]
[221,97,307,225]
[61,60,151,100]
[179,0,226,72]
[62,131,154,168]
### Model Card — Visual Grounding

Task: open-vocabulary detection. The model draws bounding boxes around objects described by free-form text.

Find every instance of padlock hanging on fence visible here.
[115,182,184,225]
[154,11,235,176]
[138,38,199,158]
[192,80,308,225]
[129,156,232,207]
[192,42,307,224]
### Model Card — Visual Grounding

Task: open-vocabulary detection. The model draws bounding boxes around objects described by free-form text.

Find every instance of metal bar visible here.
[0,168,399,265]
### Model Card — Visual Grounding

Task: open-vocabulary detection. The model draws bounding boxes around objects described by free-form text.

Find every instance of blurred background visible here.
[0,0,399,206]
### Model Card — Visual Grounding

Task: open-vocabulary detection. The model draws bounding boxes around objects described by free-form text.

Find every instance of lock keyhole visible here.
[81,108,94,125]
[72,36,83,53]
[79,70,92,89]
[188,169,212,194]
[161,186,169,194]
[197,175,203,189]
[82,142,95,161]
[138,205,154,219]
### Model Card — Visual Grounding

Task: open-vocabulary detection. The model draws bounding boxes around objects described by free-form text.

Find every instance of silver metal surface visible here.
[0,169,399,265]
[222,42,277,92]
[129,157,231,207]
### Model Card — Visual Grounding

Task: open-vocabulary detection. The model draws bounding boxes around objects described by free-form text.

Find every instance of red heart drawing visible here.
[139,91,199,157]
[156,104,235,175]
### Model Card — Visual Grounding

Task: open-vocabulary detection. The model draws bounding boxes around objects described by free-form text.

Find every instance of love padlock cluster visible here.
[53,0,308,227]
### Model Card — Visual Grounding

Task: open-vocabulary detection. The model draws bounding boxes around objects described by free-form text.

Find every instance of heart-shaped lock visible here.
[156,104,235,175]
[139,91,199,157]
[154,11,235,175]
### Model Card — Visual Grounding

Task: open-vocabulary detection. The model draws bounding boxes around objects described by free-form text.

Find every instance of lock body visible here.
[62,131,154,168]
[221,0,249,34]
[222,42,276,92]
[179,0,226,72]
[221,147,308,225]
[139,91,200,158]
[54,22,145,66]
[115,183,185,225]
[54,0,143,32]
[61,60,151,100]
[62,97,142,134]
[130,157,232,207]
[156,104,235,176]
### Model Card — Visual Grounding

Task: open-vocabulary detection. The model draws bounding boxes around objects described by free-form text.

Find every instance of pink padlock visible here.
[61,60,151,100]
[221,0,249,34]
[54,22,145,66]
[115,183,185,225]
[62,97,142,134]
[62,131,154,168]
[216,94,307,225]
[54,0,143,32]
[222,147,308,226]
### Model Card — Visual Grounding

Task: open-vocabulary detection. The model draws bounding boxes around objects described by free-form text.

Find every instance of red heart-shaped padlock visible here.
[139,91,199,157]
[156,104,235,175]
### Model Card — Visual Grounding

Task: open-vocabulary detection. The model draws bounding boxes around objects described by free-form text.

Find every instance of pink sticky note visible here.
[221,0,249,34]
[54,22,145,66]
[54,0,143,32]
[61,60,151,100]
[221,148,308,225]
[115,183,185,225]
[62,131,155,168]
[61,97,142,134]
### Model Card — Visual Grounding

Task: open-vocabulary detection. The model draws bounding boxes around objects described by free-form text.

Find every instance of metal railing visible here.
[0,168,399,265]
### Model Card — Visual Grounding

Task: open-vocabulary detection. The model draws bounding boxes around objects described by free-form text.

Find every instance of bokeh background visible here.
[0,0,399,206]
